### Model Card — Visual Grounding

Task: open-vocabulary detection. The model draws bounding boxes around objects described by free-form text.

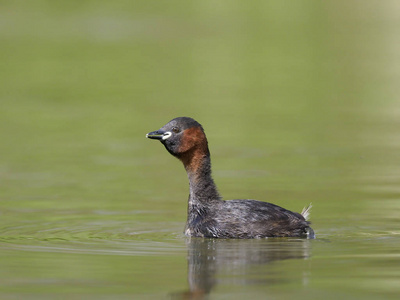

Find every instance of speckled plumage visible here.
[147,117,315,239]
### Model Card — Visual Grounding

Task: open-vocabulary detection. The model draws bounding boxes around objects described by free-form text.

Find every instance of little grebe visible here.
[146,117,315,239]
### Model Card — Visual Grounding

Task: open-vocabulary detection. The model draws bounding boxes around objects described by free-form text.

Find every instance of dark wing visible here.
[215,200,309,238]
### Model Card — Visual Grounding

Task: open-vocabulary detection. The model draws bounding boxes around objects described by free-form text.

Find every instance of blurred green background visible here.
[1,1,400,299]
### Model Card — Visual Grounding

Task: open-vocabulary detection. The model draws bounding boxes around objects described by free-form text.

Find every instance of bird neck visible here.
[180,149,221,205]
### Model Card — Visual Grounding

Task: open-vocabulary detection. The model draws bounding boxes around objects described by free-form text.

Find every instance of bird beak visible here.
[146,129,174,141]
[146,130,165,140]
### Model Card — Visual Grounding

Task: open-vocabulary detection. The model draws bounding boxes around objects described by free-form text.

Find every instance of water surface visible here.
[1,1,400,299]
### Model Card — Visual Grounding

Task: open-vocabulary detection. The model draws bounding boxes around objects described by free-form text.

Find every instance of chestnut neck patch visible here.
[178,127,209,174]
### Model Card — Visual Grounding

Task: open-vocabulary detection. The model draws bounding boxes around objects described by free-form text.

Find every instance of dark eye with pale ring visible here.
[172,127,180,133]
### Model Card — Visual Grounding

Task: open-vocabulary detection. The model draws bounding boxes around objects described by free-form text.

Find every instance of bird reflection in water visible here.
[171,237,312,299]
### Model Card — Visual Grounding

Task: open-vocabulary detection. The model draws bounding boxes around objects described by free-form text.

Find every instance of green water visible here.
[1,1,400,299]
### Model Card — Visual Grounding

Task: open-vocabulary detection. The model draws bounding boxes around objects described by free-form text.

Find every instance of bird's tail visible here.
[301,203,315,239]
[301,203,312,221]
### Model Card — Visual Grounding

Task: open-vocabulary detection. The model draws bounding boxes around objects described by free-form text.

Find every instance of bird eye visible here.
[172,127,180,133]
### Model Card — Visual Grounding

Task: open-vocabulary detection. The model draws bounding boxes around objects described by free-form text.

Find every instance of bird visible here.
[146,117,314,239]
